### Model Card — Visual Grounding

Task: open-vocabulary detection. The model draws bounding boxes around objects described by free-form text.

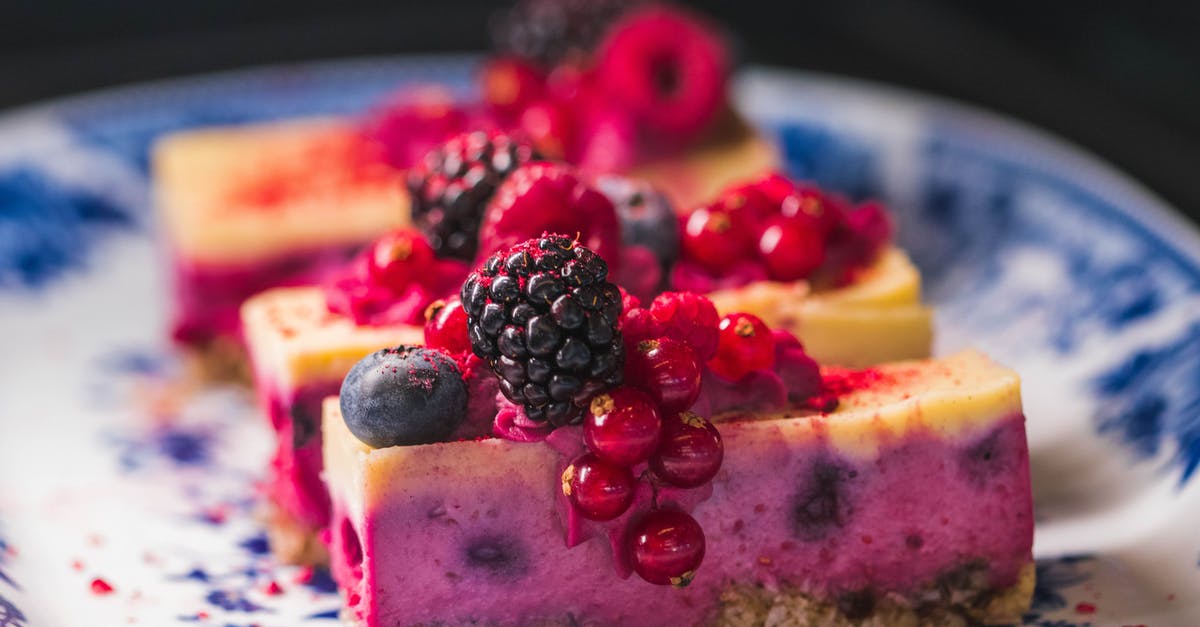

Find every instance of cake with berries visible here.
[154,118,409,367]
[320,234,1032,626]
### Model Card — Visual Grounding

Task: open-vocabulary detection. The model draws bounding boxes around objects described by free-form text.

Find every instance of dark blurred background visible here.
[5,1,1200,223]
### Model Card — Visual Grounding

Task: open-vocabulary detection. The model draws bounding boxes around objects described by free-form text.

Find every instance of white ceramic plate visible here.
[1,56,1198,626]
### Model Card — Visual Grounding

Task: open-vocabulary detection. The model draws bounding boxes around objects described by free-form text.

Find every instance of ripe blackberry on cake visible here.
[462,234,624,426]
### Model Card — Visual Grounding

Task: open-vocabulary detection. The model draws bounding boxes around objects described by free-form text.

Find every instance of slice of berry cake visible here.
[154,118,408,368]
[320,236,1033,626]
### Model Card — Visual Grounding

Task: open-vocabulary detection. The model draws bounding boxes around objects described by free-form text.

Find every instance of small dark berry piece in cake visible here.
[407,131,541,261]
[681,204,754,275]
[339,346,467,448]
[708,313,776,381]
[627,509,706,587]
[651,410,723,488]
[477,162,622,271]
[463,234,625,426]
[561,452,636,521]
[598,5,728,146]
[625,337,702,414]
[490,0,642,67]
[424,297,471,355]
[595,175,679,272]
[585,387,661,467]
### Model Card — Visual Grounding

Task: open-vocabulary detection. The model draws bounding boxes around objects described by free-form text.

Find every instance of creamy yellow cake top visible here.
[154,118,408,264]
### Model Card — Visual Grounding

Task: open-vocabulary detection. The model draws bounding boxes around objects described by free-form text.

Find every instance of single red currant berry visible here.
[681,205,752,273]
[757,216,826,281]
[585,387,662,467]
[424,297,471,354]
[561,453,636,521]
[370,228,436,288]
[627,509,706,587]
[708,313,776,380]
[651,411,723,488]
[781,184,845,236]
[626,337,702,413]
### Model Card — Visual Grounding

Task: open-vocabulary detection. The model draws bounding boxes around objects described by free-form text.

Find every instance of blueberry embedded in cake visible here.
[320,236,1033,626]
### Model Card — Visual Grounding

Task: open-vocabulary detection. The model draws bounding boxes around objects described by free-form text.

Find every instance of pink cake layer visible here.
[170,246,359,347]
[329,414,1032,626]
[256,377,342,530]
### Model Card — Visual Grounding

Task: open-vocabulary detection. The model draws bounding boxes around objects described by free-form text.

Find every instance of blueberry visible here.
[463,534,529,580]
[339,346,467,448]
[791,460,857,541]
[596,175,679,271]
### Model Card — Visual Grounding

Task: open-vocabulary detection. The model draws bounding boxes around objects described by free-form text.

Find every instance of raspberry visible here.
[597,6,728,147]
[491,0,642,68]
[407,131,541,261]
[649,292,720,361]
[477,162,622,270]
[462,234,624,425]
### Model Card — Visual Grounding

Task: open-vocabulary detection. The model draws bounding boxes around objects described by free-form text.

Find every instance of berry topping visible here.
[597,6,728,147]
[709,313,776,381]
[626,337,702,413]
[407,131,541,261]
[561,452,636,521]
[681,204,753,274]
[491,0,641,68]
[477,162,622,269]
[464,234,625,426]
[595,175,679,272]
[424,297,471,355]
[480,57,547,123]
[339,346,467,448]
[757,216,826,281]
[648,292,720,361]
[584,387,662,466]
[651,410,724,488]
[362,87,470,170]
[325,228,469,327]
[370,228,436,287]
[627,509,706,586]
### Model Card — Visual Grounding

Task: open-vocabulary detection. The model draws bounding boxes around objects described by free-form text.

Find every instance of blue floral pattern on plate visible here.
[0,57,1196,625]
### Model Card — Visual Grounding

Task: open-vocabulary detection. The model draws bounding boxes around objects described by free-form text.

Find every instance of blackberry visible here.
[490,0,641,67]
[407,131,540,261]
[463,234,624,426]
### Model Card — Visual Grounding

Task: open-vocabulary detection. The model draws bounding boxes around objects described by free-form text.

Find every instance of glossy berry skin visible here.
[369,228,437,289]
[339,346,467,448]
[585,387,662,466]
[757,216,826,281]
[423,297,471,355]
[598,5,728,145]
[480,57,546,122]
[626,337,702,413]
[708,313,776,381]
[651,411,723,488]
[649,292,720,361]
[561,453,636,521]
[627,509,706,586]
[681,205,753,274]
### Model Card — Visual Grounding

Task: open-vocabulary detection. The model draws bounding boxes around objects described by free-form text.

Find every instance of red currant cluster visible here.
[678,172,892,287]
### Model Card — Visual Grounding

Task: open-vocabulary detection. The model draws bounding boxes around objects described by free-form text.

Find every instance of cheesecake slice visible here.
[154,118,407,367]
[323,350,1034,626]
